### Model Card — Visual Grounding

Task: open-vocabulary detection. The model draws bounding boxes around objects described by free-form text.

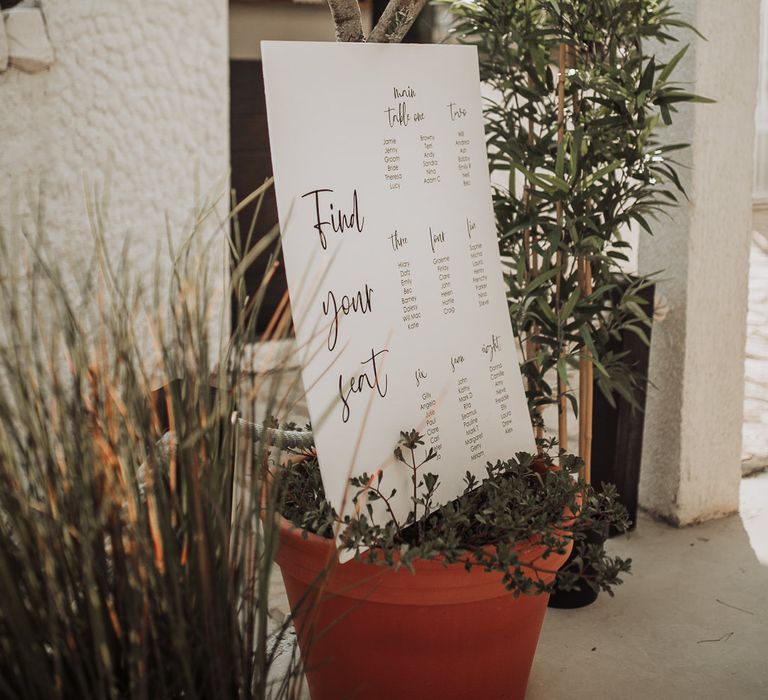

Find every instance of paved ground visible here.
[744,224,768,474]
[529,471,768,700]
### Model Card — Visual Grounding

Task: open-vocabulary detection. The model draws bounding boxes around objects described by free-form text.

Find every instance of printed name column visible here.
[383,138,402,190]
[482,334,515,435]
[465,218,489,307]
[429,227,455,315]
[421,134,441,184]
[452,354,485,463]
[448,100,472,187]
[388,227,421,331]
[417,370,443,462]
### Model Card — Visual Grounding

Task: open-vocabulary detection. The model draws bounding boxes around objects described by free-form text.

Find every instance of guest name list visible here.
[262,42,534,530]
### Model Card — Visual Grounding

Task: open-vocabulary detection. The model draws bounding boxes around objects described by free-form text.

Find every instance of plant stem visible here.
[556,41,568,453]
[368,0,429,43]
[369,484,403,539]
[523,71,545,445]
[327,0,365,42]
[572,50,592,481]
[410,446,419,530]
[577,257,594,482]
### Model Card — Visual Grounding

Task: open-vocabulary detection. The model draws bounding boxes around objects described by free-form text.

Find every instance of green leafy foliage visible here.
[279,431,632,597]
[447,0,702,415]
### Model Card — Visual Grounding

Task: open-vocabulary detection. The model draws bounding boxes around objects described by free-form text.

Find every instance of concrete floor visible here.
[529,471,768,700]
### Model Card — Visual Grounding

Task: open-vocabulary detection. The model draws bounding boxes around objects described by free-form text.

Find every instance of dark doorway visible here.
[230,59,288,337]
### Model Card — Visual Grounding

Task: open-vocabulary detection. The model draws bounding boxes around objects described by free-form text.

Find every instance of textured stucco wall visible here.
[0,1,229,334]
[638,0,759,524]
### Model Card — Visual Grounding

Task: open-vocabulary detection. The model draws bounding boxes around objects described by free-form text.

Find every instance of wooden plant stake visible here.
[571,46,593,485]
[523,76,545,444]
[577,258,593,483]
[555,42,568,454]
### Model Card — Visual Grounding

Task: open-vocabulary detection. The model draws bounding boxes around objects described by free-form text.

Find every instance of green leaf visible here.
[624,324,651,346]
[555,136,568,181]
[640,57,656,93]
[625,300,649,321]
[578,160,622,192]
[656,91,715,105]
[570,128,582,180]
[590,356,610,379]
[536,295,556,323]
[561,288,580,321]
[579,324,598,358]
[632,212,654,234]
[657,44,689,85]
[566,391,579,419]
[537,172,570,193]
[525,267,560,293]
[660,102,672,125]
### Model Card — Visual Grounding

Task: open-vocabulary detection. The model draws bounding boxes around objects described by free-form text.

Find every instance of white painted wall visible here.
[638,0,759,524]
[0,0,230,340]
[754,0,768,201]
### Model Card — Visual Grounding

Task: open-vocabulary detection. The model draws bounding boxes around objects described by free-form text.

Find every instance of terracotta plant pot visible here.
[275,516,573,700]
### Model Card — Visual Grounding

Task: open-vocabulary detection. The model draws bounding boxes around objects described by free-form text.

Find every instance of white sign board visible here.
[262,41,534,527]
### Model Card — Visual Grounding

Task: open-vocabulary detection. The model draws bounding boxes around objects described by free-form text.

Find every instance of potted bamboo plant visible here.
[448,0,706,605]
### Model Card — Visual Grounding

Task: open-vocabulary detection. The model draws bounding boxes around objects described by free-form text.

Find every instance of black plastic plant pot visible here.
[547,526,606,609]
[590,281,655,537]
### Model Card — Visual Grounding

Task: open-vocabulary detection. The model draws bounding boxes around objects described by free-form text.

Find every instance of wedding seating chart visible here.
[262,41,534,528]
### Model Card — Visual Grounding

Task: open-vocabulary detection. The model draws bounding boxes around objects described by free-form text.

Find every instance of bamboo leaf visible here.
[657,44,689,85]
[640,57,656,93]
[561,288,580,321]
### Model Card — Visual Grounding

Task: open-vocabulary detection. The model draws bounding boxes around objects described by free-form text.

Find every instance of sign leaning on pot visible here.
[262,41,534,537]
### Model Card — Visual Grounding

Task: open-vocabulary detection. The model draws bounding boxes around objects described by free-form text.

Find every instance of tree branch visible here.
[327,0,365,42]
[367,0,429,43]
